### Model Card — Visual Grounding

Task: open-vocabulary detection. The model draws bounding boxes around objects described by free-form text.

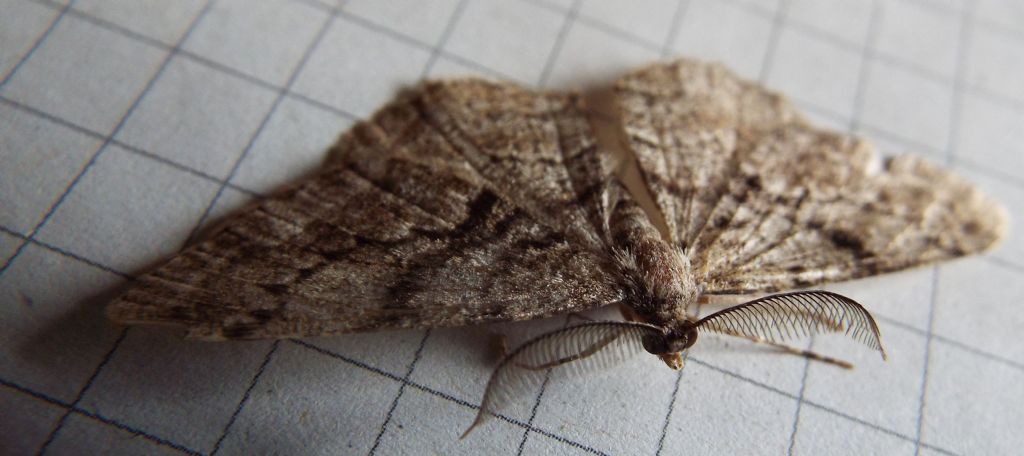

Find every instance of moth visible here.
[107,59,1006,436]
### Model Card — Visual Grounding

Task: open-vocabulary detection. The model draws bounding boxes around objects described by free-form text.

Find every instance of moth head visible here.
[658,353,684,370]
[641,321,698,370]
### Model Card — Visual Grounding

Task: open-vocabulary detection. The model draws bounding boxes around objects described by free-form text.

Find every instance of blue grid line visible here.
[367,330,432,455]
[27,0,1024,126]
[726,0,962,90]
[418,0,471,77]
[209,341,281,456]
[4,0,1019,416]
[0,0,215,279]
[70,407,203,456]
[736,0,1024,124]
[176,3,348,453]
[786,0,880,450]
[0,96,261,198]
[899,0,964,16]
[281,88,361,121]
[287,0,335,11]
[914,268,944,456]
[30,0,167,48]
[964,81,1024,115]
[8,212,1022,432]
[757,0,788,83]
[36,328,129,455]
[772,0,1024,120]
[523,0,664,54]
[14,3,217,453]
[652,362,684,456]
[5,336,965,456]
[856,124,947,157]
[660,0,690,58]
[523,0,696,58]
[654,306,701,455]
[515,364,554,455]
[874,311,1024,372]
[651,1,693,449]
[849,0,883,133]
[786,354,811,455]
[686,357,959,456]
[513,319,583,453]
[760,1,812,452]
[981,254,1024,275]
[31,0,363,122]
[332,9,519,83]
[0,376,71,409]
[291,339,611,456]
[1,375,203,455]
[0,224,129,277]
[0,0,73,88]
[571,14,662,54]
[523,0,668,55]
[512,3,584,450]
[182,1,339,245]
[366,2,469,451]
[914,3,977,452]
[21,0,1024,189]
[796,96,1024,190]
[1,0,1021,453]
[519,0,570,14]
[972,13,1024,44]
[535,0,581,90]
[16,0,1018,362]
[953,156,1024,190]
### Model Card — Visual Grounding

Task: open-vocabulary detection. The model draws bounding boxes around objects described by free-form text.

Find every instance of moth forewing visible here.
[101,58,1004,442]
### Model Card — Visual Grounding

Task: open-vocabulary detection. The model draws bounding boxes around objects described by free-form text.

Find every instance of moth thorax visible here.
[621,237,699,327]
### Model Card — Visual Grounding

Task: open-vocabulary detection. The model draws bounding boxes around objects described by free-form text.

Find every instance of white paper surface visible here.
[2,0,1023,455]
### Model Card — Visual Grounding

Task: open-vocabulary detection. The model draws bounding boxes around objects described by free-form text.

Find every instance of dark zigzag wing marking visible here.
[616,59,1006,295]
[107,80,625,339]
[415,80,618,250]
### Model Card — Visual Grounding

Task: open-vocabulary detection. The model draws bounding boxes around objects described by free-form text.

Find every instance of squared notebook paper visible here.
[2,1,1022,455]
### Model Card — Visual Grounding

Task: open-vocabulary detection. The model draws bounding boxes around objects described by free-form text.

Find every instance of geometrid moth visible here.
[107,59,1006,436]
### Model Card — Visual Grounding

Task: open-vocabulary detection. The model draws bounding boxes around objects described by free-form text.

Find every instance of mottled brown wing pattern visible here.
[616,60,1007,295]
[414,80,620,249]
[107,80,624,340]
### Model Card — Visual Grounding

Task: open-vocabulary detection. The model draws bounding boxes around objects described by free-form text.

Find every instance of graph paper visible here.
[2,0,1023,454]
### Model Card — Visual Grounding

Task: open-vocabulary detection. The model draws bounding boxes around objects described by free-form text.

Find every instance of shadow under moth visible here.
[106,59,1006,436]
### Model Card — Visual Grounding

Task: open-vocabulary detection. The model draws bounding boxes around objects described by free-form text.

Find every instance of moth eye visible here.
[641,334,669,354]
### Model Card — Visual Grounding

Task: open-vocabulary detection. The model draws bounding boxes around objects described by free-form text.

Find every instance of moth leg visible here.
[463,322,662,439]
[514,333,621,371]
[568,312,597,323]
[489,332,510,359]
[618,303,641,322]
[693,294,756,318]
[698,294,758,307]
[718,329,854,369]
